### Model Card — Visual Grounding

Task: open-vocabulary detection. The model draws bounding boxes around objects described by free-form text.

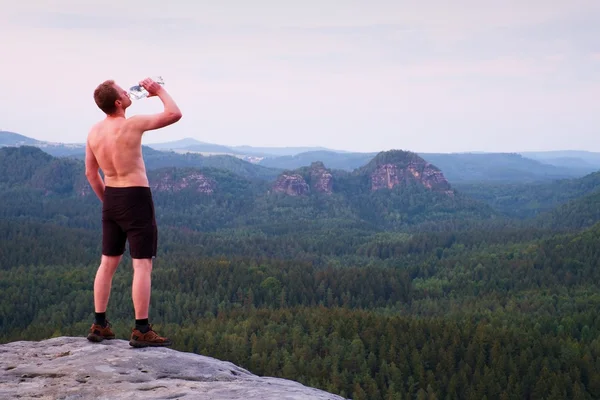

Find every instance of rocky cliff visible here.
[272,173,311,196]
[366,150,454,195]
[272,162,334,196]
[150,169,217,194]
[0,337,347,400]
[309,162,334,194]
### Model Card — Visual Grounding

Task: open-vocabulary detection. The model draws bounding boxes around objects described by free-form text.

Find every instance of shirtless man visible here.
[84,77,182,347]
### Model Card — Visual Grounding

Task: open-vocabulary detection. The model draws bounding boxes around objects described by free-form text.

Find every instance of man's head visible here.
[93,80,132,115]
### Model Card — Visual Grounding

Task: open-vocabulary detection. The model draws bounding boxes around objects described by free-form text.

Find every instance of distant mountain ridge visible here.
[1,131,599,184]
[259,150,596,183]
[0,131,43,146]
[520,150,600,170]
[418,152,590,183]
[0,131,85,157]
[145,137,346,157]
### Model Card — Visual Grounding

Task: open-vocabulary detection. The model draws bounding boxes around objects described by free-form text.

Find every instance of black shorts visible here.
[102,186,158,259]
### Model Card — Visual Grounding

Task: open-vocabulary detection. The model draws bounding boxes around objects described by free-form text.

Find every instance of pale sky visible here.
[1,0,599,153]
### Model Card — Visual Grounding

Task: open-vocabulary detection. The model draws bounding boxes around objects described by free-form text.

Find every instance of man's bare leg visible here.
[88,255,121,342]
[94,255,122,313]
[132,258,152,319]
[129,257,171,347]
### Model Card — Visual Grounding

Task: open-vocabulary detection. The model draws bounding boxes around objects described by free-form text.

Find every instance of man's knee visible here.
[101,254,122,269]
[132,258,153,270]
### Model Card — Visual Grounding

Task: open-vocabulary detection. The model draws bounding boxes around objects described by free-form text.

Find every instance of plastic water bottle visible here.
[128,76,165,100]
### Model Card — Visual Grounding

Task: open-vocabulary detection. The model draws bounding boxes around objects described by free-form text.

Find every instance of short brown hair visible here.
[93,80,120,114]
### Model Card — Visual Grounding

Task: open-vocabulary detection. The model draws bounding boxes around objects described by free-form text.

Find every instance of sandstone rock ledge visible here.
[0,337,347,400]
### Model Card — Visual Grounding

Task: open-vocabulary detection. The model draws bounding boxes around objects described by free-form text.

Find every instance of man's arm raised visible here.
[129,78,183,132]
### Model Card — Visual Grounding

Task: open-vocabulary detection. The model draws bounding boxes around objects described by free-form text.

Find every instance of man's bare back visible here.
[85,78,182,200]
[87,118,149,187]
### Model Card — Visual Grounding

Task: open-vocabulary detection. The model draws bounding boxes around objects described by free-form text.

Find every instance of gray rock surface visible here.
[0,336,347,400]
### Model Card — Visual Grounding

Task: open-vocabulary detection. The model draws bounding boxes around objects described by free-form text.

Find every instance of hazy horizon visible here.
[3,129,600,156]
[2,1,599,154]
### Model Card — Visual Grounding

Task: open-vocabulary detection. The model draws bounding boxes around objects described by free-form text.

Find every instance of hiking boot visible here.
[87,321,115,342]
[129,324,172,348]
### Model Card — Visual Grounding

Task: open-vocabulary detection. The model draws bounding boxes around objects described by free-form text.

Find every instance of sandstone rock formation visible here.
[369,157,454,196]
[0,337,347,400]
[272,174,310,196]
[150,170,216,194]
[272,163,334,196]
[309,162,333,194]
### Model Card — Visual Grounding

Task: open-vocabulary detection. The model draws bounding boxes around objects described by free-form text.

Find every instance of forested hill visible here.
[454,170,600,222]
[0,145,88,193]
[0,146,497,233]
[536,189,600,230]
